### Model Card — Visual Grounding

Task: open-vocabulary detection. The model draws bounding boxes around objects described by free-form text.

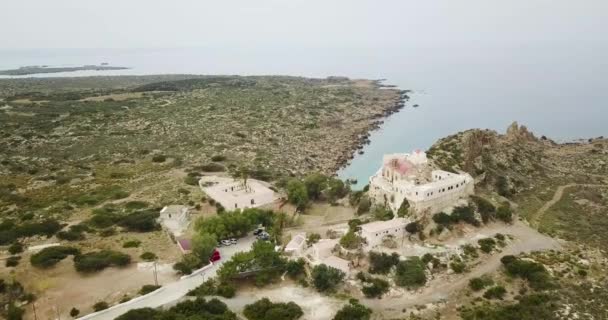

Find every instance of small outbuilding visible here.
[359,218,408,248]
[285,233,307,256]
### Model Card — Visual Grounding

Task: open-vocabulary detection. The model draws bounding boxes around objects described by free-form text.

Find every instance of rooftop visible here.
[285,233,306,251]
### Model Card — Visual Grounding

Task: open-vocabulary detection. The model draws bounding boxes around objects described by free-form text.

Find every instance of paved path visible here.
[79,237,255,320]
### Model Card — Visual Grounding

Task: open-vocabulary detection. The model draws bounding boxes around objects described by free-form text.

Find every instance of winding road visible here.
[78,237,255,320]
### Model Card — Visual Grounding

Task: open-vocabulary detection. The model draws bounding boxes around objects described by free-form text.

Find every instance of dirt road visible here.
[530,183,606,227]
[362,220,561,318]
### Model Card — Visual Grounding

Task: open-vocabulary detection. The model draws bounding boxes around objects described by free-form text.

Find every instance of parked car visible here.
[230,238,237,245]
[253,228,264,236]
[220,239,232,246]
[257,232,270,241]
[210,249,221,262]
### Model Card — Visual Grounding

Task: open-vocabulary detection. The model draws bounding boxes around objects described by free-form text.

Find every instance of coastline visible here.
[331,83,410,174]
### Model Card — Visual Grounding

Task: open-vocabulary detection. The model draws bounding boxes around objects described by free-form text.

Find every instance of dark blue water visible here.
[1,45,606,188]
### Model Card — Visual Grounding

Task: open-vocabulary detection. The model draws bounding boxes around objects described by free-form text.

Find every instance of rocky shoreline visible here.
[332,87,411,173]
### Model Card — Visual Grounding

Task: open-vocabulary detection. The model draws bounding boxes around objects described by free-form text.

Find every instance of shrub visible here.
[140,252,157,261]
[286,258,306,279]
[396,199,410,217]
[123,240,141,248]
[115,308,159,320]
[201,163,225,172]
[287,179,309,211]
[30,246,80,268]
[152,155,166,163]
[6,256,21,267]
[306,233,321,246]
[361,277,390,298]
[118,211,159,232]
[311,264,345,292]
[469,275,494,291]
[373,206,393,221]
[8,243,23,255]
[478,238,497,253]
[139,285,161,295]
[405,221,420,234]
[216,282,236,298]
[496,202,513,223]
[471,195,496,223]
[483,286,507,299]
[450,261,466,273]
[56,229,85,241]
[395,257,426,288]
[69,307,80,317]
[74,250,131,273]
[184,176,199,186]
[339,231,363,250]
[93,301,109,311]
[333,299,372,320]
[500,255,554,290]
[243,298,303,320]
[356,197,371,215]
[368,251,400,274]
[211,154,227,162]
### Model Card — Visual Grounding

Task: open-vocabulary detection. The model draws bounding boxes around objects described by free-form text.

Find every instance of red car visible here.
[209,249,221,262]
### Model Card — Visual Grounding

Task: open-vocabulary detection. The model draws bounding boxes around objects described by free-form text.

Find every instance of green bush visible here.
[184,176,199,186]
[368,251,400,274]
[211,154,227,162]
[139,285,161,295]
[30,246,80,268]
[356,197,372,215]
[500,255,554,290]
[140,252,157,261]
[397,199,410,217]
[339,231,363,249]
[395,257,427,288]
[69,307,80,317]
[471,195,496,223]
[496,202,513,223]
[201,163,225,172]
[93,301,109,311]
[243,298,303,320]
[151,155,166,163]
[450,261,466,273]
[373,206,394,221]
[361,276,389,298]
[483,285,507,299]
[311,264,345,292]
[56,229,85,241]
[478,238,497,253]
[8,243,23,255]
[74,250,131,273]
[123,240,141,248]
[469,276,494,291]
[286,258,306,279]
[333,299,372,320]
[6,256,21,267]
[118,211,159,232]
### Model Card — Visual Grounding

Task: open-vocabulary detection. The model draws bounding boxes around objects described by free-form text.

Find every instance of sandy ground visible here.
[217,283,346,320]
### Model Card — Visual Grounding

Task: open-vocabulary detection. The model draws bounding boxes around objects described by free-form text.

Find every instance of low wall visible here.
[77,287,165,320]
[180,262,213,280]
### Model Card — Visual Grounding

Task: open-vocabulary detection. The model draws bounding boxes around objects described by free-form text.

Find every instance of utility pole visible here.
[32,302,38,320]
[153,261,159,286]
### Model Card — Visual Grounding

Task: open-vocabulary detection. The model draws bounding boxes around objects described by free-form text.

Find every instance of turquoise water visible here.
[1,46,606,189]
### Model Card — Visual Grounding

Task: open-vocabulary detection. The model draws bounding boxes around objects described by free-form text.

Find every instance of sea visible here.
[0,45,606,188]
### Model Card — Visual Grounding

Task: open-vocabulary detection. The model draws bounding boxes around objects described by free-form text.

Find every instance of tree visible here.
[192,233,217,261]
[311,264,345,292]
[325,178,349,202]
[93,301,109,311]
[333,299,372,320]
[368,251,400,274]
[396,199,410,217]
[243,298,303,320]
[356,196,371,215]
[339,231,363,250]
[306,233,321,246]
[405,221,420,234]
[287,180,309,211]
[373,206,393,221]
[395,257,427,288]
[303,173,328,200]
[286,258,306,279]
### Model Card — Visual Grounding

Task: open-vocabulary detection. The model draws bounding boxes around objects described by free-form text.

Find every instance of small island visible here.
[0,64,129,76]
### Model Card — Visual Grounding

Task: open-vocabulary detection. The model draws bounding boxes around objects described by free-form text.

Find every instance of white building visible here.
[359,218,408,248]
[200,176,277,210]
[285,233,306,256]
[320,256,351,275]
[369,150,474,216]
[158,205,190,237]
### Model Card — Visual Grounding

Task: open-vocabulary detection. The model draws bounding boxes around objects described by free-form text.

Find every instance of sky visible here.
[1,0,607,50]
